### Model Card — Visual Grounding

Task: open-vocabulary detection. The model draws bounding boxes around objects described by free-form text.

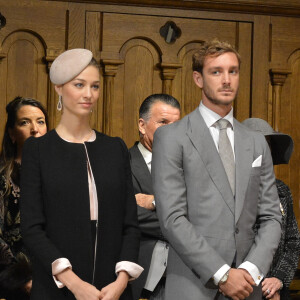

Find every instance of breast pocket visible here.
[250,166,261,177]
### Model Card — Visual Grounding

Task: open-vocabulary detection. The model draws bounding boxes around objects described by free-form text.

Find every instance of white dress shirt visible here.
[199,102,264,286]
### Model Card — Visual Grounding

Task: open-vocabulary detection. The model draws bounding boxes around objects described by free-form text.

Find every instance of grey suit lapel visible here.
[186,109,235,214]
[130,143,153,194]
[234,121,252,223]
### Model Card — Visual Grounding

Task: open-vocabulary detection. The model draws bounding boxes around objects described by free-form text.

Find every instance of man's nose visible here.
[222,72,231,85]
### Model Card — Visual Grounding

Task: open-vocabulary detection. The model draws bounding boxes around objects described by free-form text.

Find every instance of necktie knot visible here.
[217,118,231,130]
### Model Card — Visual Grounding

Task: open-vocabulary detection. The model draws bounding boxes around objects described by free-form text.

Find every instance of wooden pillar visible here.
[101,59,123,136]
[159,63,181,95]
[269,69,291,132]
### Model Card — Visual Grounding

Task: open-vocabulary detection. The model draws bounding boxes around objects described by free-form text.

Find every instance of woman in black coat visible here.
[20,49,142,300]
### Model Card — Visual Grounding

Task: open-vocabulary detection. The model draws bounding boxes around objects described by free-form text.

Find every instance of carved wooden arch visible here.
[287,48,300,67]
[0,30,48,102]
[177,41,204,115]
[119,37,162,60]
[0,30,48,140]
[120,38,180,95]
[117,38,162,145]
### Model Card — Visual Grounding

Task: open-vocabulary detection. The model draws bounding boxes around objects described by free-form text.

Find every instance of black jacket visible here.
[20,130,140,300]
[129,142,165,299]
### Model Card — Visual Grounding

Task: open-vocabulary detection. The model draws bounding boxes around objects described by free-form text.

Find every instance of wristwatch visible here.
[219,271,229,284]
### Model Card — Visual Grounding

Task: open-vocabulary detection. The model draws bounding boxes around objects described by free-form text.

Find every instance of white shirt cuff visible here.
[238,261,264,285]
[115,261,144,281]
[52,258,72,288]
[213,264,231,285]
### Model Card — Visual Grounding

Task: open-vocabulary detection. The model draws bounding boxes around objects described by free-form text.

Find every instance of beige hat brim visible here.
[50,48,93,85]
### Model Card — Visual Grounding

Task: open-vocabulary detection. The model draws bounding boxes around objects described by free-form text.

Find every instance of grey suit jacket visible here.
[152,108,282,300]
[129,142,165,300]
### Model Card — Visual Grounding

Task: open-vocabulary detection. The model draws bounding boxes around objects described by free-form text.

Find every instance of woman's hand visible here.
[262,277,282,299]
[270,291,280,300]
[56,268,101,300]
[72,280,102,300]
[99,271,129,300]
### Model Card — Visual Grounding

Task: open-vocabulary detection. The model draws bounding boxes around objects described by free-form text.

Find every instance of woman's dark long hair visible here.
[0,96,49,196]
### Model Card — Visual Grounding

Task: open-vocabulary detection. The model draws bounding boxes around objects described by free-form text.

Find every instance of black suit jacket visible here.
[20,130,140,300]
[129,142,164,300]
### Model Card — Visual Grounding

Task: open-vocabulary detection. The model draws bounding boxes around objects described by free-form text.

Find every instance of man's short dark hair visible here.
[192,39,241,75]
[139,94,180,121]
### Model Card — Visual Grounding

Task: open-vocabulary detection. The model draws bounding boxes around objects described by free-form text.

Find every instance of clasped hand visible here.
[218,268,255,300]
[73,280,126,300]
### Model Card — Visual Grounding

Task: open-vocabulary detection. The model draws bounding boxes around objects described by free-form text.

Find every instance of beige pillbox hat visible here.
[50,48,93,85]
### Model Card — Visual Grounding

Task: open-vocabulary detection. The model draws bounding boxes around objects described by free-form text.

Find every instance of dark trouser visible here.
[140,277,166,300]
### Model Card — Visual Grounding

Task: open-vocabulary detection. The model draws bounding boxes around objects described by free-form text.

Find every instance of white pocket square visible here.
[252,155,262,167]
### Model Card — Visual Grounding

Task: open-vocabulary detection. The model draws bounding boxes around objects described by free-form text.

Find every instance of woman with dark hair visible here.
[20,49,142,300]
[0,96,48,299]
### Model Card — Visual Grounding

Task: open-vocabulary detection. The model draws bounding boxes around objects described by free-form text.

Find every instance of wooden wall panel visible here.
[117,39,161,146]
[176,43,203,115]
[271,16,300,229]
[234,22,252,122]
[251,16,271,121]
[101,13,239,63]
[68,3,86,49]
[86,11,103,131]
[0,31,48,142]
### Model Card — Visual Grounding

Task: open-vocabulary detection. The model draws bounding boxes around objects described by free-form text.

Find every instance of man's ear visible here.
[193,71,203,89]
[138,118,146,135]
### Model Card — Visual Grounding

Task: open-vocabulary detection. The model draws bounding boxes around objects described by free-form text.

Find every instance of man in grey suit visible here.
[129,94,180,300]
[152,40,282,300]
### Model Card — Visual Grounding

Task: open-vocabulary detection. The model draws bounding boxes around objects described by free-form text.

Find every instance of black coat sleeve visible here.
[117,139,140,263]
[20,137,63,275]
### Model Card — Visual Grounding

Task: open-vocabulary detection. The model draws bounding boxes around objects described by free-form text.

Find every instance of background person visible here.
[0,96,48,300]
[129,94,180,300]
[20,49,143,300]
[242,118,300,300]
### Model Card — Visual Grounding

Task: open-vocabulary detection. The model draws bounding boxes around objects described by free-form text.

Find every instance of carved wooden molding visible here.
[160,63,181,80]
[101,59,124,76]
[45,0,300,17]
[44,49,64,71]
[101,59,124,135]
[269,69,292,86]
[159,63,181,94]
[269,69,291,131]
